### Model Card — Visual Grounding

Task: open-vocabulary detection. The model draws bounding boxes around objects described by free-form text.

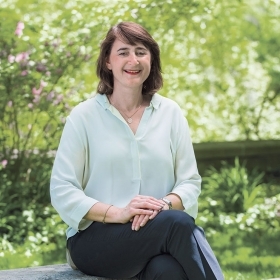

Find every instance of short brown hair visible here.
[96,22,163,95]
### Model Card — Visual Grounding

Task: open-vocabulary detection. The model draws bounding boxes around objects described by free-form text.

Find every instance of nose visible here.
[128,53,139,65]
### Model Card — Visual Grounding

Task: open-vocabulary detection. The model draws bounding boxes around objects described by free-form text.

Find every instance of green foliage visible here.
[198,158,280,234]
[0,206,66,269]
[211,231,280,278]
[201,158,265,214]
[1,0,280,142]
[0,5,92,247]
[197,158,280,278]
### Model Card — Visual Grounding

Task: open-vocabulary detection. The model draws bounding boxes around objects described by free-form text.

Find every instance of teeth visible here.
[126,70,140,73]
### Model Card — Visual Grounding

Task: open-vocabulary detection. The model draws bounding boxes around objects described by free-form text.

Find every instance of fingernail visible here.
[132,226,135,230]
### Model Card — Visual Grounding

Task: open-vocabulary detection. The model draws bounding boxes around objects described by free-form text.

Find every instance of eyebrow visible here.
[117,47,148,52]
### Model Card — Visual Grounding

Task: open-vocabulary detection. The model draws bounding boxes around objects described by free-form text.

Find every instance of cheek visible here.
[146,63,151,73]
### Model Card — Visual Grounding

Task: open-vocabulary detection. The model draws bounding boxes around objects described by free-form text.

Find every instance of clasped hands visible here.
[121,195,168,231]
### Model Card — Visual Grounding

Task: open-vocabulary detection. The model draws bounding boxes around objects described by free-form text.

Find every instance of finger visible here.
[139,214,150,227]
[136,200,165,211]
[132,214,146,230]
[135,196,165,207]
[133,214,149,231]
[126,205,154,217]
[132,215,140,230]
[149,210,160,220]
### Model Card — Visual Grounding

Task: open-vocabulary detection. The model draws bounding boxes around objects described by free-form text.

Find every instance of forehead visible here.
[111,39,148,51]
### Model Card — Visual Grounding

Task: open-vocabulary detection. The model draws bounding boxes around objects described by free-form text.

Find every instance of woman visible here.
[50,21,224,280]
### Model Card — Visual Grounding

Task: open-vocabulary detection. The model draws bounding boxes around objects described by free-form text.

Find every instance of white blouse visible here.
[50,93,201,239]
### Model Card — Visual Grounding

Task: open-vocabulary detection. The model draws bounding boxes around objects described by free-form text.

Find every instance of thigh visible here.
[67,210,191,278]
[67,210,223,279]
[67,220,162,278]
[137,254,188,280]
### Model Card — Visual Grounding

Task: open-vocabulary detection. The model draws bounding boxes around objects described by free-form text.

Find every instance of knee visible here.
[159,210,195,228]
[139,254,188,280]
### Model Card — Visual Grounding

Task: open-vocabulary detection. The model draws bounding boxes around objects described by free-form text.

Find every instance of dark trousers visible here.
[67,210,224,280]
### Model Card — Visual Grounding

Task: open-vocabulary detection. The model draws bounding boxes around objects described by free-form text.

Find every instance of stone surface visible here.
[0,264,137,280]
[0,264,279,280]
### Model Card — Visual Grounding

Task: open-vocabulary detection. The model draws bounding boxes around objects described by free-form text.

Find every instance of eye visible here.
[118,52,128,56]
[136,51,146,56]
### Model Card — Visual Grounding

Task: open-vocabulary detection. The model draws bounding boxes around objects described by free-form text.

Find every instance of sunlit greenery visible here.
[2,0,280,142]
[1,0,280,279]
[198,159,280,279]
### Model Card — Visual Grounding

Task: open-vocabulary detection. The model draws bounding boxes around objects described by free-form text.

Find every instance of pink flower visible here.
[32,80,46,96]
[7,101,13,107]
[1,160,8,168]
[8,55,15,63]
[28,103,33,109]
[21,70,28,76]
[33,95,40,104]
[40,80,47,87]
[32,87,42,95]
[15,21,25,37]
[15,52,29,63]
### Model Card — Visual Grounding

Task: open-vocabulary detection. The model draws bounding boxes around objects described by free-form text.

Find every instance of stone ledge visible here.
[0,263,137,280]
[0,264,279,280]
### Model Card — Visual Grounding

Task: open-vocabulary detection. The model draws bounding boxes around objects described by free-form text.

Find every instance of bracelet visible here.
[102,205,113,224]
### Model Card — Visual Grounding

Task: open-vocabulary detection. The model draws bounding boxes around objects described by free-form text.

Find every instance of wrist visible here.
[161,197,173,210]
[102,205,113,223]
[114,207,127,224]
[102,205,124,224]
[162,203,169,210]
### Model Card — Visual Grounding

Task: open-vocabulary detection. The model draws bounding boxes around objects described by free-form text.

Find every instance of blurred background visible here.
[0,0,280,279]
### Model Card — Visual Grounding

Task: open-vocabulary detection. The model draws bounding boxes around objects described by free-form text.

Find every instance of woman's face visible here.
[106,39,151,92]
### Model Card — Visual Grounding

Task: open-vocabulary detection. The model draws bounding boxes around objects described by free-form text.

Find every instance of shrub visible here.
[200,158,265,214]
[197,159,280,276]
[0,11,91,246]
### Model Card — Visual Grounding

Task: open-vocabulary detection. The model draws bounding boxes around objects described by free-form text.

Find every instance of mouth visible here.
[124,70,141,75]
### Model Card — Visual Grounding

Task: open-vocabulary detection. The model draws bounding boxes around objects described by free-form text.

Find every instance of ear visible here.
[106,58,112,70]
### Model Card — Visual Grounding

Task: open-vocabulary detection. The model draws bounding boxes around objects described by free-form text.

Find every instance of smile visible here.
[124,70,141,75]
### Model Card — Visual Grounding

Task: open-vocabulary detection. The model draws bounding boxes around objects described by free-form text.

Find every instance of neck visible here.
[109,87,143,112]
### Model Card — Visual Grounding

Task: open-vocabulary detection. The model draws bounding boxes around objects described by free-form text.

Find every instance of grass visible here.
[223,270,278,280]
[0,246,64,270]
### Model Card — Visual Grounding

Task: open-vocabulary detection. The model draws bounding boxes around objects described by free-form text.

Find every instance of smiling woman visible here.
[105,39,151,94]
[96,22,162,96]
[50,21,224,280]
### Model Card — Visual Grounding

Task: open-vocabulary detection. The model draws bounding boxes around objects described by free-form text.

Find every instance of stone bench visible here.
[0,263,137,280]
[0,264,279,280]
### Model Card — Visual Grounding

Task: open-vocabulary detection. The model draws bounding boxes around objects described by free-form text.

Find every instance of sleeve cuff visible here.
[69,196,99,230]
